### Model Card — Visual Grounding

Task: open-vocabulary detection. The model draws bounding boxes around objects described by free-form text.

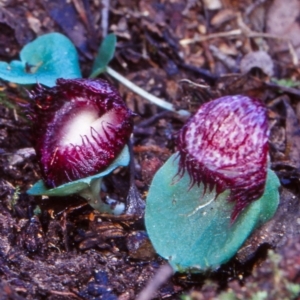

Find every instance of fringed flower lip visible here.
[28,78,135,188]
[176,95,269,222]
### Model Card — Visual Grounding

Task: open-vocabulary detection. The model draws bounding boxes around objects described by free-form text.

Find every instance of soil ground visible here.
[0,1,300,299]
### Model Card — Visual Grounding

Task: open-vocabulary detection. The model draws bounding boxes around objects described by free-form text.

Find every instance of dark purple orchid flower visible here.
[28,78,134,188]
[177,95,269,222]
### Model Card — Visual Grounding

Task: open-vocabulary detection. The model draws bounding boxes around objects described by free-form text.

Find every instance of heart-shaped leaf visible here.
[0,33,81,87]
[27,145,130,197]
[145,153,280,272]
[90,33,116,78]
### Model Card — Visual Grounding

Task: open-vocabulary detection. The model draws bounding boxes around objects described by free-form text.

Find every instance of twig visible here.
[49,290,82,299]
[101,0,110,37]
[180,29,242,45]
[106,66,190,117]
[209,44,237,72]
[180,29,290,46]
[72,0,89,28]
[245,0,269,17]
[247,32,289,41]
[136,264,174,300]
[288,41,299,66]
[180,63,217,83]
[178,79,210,89]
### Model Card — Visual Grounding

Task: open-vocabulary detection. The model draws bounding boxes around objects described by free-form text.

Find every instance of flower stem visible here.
[79,178,112,213]
[106,66,190,117]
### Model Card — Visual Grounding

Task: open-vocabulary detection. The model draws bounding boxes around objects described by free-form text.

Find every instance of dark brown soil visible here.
[0,1,300,299]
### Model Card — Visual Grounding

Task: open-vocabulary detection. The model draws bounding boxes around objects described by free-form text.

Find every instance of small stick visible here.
[180,29,290,46]
[180,29,242,45]
[136,264,174,300]
[101,0,110,37]
[106,67,191,117]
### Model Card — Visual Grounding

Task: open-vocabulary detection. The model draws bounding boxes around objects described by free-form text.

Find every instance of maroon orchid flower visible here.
[28,78,134,188]
[177,95,269,222]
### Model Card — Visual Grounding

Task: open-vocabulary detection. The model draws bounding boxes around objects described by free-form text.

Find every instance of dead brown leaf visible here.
[210,8,237,27]
[266,0,300,59]
[240,50,274,76]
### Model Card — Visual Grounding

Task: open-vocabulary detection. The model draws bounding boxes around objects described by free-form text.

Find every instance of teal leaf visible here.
[145,153,280,272]
[27,145,130,197]
[90,33,116,78]
[0,33,81,87]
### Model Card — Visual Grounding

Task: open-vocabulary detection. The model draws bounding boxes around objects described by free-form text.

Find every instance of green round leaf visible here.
[145,153,280,272]
[27,145,130,197]
[0,33,81,87]
[90,33,116,78]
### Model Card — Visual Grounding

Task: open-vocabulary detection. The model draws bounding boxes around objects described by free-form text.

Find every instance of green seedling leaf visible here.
[90,33,116,78]
[27,145,130,197]
[145,153,280,273]
[0,33,81,87]
[272,78,300,88]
